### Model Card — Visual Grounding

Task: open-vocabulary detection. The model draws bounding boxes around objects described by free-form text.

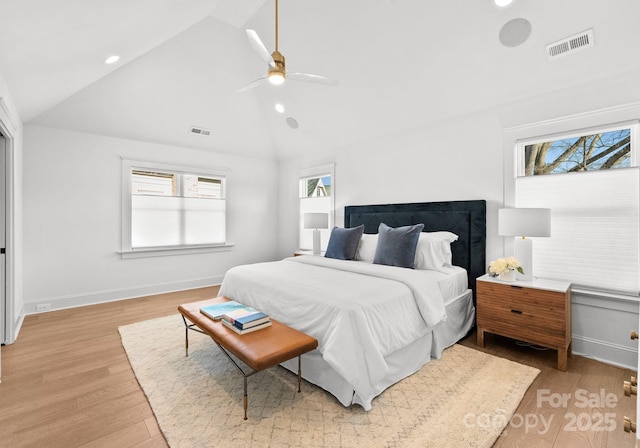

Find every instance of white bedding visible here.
[218,256,466,410]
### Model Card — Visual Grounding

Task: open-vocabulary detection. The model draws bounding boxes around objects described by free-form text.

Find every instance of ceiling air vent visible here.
[190,126,211,136]
[546,29,594,61]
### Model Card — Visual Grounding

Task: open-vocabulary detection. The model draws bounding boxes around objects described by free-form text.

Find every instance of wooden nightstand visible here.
[476,274,572,371]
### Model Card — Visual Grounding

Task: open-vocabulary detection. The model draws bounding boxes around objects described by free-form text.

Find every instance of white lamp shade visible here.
[498,208,551,237]
[303,212,329,229]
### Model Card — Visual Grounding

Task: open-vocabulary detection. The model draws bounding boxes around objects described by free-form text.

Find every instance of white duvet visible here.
[218,256,449,409]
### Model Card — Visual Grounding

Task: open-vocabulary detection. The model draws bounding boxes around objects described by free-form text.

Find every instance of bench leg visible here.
[185,326,189,357]
[179,315,208,357]
[243,376,248,420]
[180,315,190,357]
[212,340,259,420]
[297,355,302,393]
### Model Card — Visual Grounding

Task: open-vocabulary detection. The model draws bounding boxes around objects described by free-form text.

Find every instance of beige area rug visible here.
[119,315,540,448]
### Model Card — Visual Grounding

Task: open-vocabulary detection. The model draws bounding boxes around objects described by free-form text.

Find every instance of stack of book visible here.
[200,300,271,334]
[221,307,271,334]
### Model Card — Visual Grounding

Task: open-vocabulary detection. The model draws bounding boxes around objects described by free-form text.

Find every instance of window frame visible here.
[298,163,335,251]
[120,159,233,259]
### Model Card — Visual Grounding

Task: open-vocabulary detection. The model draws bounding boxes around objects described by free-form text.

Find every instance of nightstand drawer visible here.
[477,281,566,321]
[478,303,567,346]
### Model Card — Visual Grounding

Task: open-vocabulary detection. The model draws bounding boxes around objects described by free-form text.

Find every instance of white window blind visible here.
[516,168,639,295]
[123,161,227,252]
[131,196,226,248]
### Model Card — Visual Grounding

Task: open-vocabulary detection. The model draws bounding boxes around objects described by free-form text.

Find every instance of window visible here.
[122,160,227,255]
[519,125,632,176]
[298,164,334,250]
[301,175,331,197]
[514,121,639,295]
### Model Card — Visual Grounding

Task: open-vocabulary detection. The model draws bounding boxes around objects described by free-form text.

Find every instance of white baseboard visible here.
[572,334,638,370]
[23,276,223,315]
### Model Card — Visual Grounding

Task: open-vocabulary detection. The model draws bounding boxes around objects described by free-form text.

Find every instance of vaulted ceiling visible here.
[1,0,639,159]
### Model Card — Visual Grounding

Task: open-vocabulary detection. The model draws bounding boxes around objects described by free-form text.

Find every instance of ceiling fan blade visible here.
[288,72,339,86]
[237,76,267,93]
[246,29,275,67]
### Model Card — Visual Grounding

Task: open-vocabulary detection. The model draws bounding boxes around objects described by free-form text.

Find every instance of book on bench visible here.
[222,318,272,334]
[200,301,255,321]
[223,310,271,329]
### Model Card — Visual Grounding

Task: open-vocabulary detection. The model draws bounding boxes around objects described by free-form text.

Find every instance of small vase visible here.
[499,270,516,282]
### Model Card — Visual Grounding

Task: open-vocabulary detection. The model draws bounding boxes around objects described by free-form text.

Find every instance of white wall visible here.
[278,110,505,262]
[23,125,279,313]
[278,70,640,369]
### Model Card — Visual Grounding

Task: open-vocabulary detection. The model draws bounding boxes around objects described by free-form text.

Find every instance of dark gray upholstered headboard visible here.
[344,200,486,298]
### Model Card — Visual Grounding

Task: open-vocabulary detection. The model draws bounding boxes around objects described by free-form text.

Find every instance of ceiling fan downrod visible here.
[268,0,285,84]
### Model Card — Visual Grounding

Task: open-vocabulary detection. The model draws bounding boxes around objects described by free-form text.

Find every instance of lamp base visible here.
[312,230,321,255]
[514,237,532,281]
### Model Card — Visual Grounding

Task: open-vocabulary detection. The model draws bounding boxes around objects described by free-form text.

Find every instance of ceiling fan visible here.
[237,0,338,93]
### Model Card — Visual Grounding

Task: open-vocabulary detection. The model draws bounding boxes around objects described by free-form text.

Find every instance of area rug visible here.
[119,315,540,448]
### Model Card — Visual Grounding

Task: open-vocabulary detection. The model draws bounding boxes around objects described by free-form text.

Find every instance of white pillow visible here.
[413,231,458,272]
[355,233,378,262]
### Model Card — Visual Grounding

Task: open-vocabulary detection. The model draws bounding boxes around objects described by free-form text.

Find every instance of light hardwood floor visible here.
[459,333,638,448]
[0,288,637,447]
[0,286,220,448]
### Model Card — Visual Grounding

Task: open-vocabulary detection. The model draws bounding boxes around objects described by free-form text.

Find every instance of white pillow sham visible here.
[414,231,458,272]
[355,231,458,272]
[355,233,378,263]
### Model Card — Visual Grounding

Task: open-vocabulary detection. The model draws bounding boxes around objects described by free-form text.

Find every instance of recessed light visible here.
[275,103,285,113]
[104,55,120,65]
[494,0,513,6]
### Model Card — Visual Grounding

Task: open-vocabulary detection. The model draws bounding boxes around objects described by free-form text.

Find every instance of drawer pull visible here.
[511,309,523,314]
[510,285,523,289]
[624,416,636,433]
[624,381,637,396]
[631,331,639,340]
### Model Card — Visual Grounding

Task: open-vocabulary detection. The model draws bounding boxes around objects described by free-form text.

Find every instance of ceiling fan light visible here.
[494,0,513,6]
[268,72,285,85]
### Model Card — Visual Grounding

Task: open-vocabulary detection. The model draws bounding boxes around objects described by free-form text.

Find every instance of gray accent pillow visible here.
[324,225,365,260]
[373,222,425,268]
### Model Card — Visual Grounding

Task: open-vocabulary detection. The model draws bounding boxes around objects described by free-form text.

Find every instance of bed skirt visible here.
[280,289,475,409]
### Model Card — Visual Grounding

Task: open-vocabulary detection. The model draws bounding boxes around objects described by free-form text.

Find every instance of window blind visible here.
[515,168,639,295]
[131,196,226,248]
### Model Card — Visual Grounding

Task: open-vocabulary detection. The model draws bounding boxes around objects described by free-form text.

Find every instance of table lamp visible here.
[303,213,329,254]
[498,208,551,281]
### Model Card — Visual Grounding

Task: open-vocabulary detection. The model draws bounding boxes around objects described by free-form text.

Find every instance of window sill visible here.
[119,243,234,259]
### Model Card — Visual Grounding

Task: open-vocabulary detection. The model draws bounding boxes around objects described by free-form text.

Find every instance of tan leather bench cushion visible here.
[179,298,318,372]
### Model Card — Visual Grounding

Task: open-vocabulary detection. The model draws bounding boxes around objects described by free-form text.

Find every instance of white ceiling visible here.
[1,0,640,160]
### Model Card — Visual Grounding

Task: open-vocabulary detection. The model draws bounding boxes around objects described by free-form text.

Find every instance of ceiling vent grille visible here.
[546,28,594,60]
[190,126,211,136]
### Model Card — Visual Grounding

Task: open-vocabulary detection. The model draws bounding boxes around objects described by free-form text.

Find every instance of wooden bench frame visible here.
[178,298,318,420]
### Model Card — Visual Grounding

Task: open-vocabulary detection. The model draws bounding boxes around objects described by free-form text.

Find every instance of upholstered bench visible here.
[178,297,318,420]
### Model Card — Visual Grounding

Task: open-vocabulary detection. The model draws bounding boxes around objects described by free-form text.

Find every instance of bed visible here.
[218,200,486,410]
